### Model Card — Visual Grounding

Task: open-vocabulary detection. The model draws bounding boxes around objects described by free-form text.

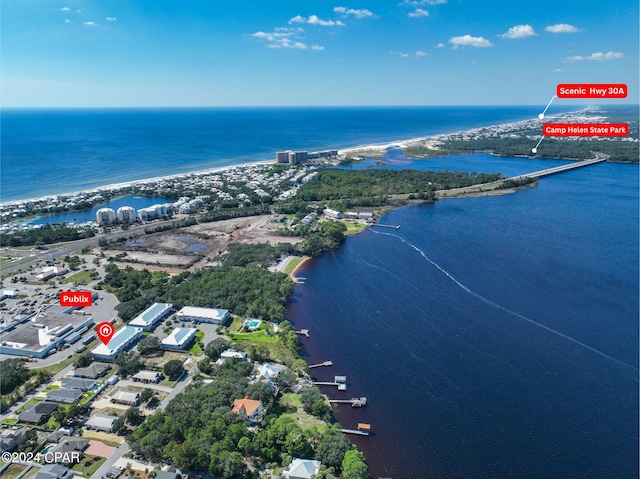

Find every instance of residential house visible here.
[74,362,111,379]
[282,458,322,479]
[131,370,162,384]
[84,414,117,432]
[34,465,74,479]
[111,390,140,406]
[46,388,83,404]
[232,396,264,422]
[18,402,58,424]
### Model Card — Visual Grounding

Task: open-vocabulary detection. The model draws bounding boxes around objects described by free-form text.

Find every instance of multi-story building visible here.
[95,208,116,225]
[91,326,143,362]
[116,206,136,223]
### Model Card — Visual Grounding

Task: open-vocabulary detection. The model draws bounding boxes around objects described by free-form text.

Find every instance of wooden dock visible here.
[371,224,400,230]
[340,428,370,436]
[295,329,310,338]
[308,361,332,368]
[340,424,371,436]
[329,397,367,407]
[313,376,347,391]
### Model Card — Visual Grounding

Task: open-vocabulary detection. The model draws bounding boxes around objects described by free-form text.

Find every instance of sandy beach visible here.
[1,108,593,209]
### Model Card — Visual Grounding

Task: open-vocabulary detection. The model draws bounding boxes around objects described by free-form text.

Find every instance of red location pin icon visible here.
[97,322,115,345]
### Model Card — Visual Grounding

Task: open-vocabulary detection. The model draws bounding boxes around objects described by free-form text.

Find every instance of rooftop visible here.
[129,303,173,328]
[177,306,229,320]
[92,326,142,356]
[161,327,197,347]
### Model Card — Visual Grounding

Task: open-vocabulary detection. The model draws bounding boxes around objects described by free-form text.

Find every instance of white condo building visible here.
[96,208,116,225]
[117,206,136,223]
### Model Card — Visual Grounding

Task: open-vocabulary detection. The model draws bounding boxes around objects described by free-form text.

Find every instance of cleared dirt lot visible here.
[101,215,302,273]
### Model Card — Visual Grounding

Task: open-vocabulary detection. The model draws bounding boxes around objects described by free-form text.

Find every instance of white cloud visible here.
[60,6,70,11]
[106,17,117,21]
[391,51,410,57]
[83,21,97,26]
[436,42,445,48]
[251,28,323,50]
[545,23,579,33]
[290,14,344,26]
[400,0,446,5]
[415,50,427,57]
[333,6,374,18]
[64,19,70,23]
[499,24,536,39]
[565,51,624,62]
[553,68,568,73]
[449,34,492,48]
[408,8,429,17]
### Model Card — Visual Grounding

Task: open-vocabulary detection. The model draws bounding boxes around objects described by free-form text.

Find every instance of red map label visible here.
[60,291,93,307]
[543,123,628,137]
[556,84,627,98]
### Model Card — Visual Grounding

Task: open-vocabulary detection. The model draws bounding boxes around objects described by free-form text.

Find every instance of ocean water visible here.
[1,106,575,202]
[288,159,639,478]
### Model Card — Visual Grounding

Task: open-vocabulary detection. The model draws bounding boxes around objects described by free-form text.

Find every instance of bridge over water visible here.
[509,155,608,181]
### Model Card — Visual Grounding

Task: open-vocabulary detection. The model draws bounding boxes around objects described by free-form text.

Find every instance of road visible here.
[1,219,179,277]
[89,360,200,479]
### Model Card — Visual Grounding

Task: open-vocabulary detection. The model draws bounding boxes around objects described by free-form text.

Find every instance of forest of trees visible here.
[100,263,294,322]
[0,224,95,247]
[297,169,503,203]
[127,360,362,479]
[221,243,297,268]
[403,136,639,163]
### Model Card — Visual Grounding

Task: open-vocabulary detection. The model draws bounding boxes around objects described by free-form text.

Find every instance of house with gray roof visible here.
[46,388,83,404]
[49,437,88,464]
[34,464,73,479]
[74,362,111,379]
[18,402,58,424]
[282,458,321,479]
[84,414,117,432]
[61,377,96,391]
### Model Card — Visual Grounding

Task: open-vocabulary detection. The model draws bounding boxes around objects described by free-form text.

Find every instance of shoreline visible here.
[1,107,598,208]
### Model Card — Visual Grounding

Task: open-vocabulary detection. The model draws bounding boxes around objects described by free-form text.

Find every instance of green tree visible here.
[341,450,368,479]
[115,352,144,377]
[140,388,155,404]
[73,350,93,369]
[204,338,229,360]
[138,335,162,356]
[163,359,185,381]
[316,432,352,470]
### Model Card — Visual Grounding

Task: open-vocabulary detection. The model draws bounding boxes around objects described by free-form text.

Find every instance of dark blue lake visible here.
[288,158,639,478]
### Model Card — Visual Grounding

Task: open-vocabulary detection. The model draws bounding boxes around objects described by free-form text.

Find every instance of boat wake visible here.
[371,229,640,375]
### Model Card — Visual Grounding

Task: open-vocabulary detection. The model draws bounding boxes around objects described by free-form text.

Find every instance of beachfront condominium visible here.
[96,208,116,225]
[276,151,308,165]
[116,206,136,223]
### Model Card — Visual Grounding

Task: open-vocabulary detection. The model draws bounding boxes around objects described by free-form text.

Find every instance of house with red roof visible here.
[232,396,264,422]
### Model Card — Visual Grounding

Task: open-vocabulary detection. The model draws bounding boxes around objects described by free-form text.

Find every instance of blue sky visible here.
[2,0,638,107]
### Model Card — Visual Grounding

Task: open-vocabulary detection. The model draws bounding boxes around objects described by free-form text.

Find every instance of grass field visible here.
[284,256,308,276]
[0,463,27,479]
[341,221,368,236]
[226,330,278,343]
[189,331,205,354]
[279,393,328,432]
[72,455,106,477]
[62,270,95,285]
[36,354,77,377]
